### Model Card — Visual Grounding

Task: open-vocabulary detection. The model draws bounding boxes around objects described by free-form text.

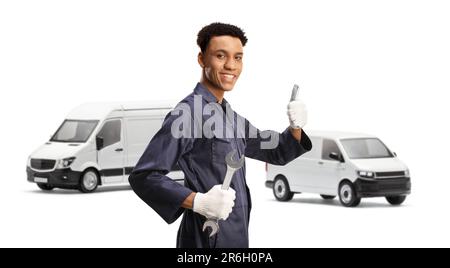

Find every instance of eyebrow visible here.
[214,49,243,56]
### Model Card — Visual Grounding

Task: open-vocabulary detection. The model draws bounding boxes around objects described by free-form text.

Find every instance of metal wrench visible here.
[290,84,299,101]
[202,149,245,237]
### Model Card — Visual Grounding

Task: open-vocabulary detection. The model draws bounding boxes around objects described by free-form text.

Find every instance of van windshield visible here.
[50,120,99,143]
[340,138,393,159]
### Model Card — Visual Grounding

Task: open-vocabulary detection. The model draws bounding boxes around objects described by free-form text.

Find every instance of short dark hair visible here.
[197,22,248,53]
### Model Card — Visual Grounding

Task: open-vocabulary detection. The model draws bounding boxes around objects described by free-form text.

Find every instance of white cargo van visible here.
[266,131,411,207]
[27,101,184,193]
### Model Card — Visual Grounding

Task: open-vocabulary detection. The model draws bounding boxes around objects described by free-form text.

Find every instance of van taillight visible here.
[265,162,268,172]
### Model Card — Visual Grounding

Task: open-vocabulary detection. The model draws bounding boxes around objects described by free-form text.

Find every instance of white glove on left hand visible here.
[287,99,308,129]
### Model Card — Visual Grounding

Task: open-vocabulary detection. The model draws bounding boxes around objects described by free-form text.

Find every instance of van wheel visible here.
[37,183,54,191]
[320,195,336,200]
[338,181,361,207]
[386,196,406,205]
[79,169,99,193]
[273,176,294,201]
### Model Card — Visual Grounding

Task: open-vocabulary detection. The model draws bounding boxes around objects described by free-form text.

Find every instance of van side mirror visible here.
[96,136,104,151]
[393,152,397,157]
[329,152,343,162]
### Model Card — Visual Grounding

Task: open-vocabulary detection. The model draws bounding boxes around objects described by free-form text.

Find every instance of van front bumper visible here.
[354,177,411,197]
[27,167,81,189]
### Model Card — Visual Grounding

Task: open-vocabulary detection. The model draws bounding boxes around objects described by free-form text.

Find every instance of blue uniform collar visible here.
[194,82,229,106]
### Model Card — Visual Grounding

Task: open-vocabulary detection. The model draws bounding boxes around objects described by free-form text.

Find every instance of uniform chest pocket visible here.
[212,137,233,164]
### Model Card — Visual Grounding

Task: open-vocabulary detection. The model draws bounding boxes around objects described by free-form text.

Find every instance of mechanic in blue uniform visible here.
[128,22,312,248]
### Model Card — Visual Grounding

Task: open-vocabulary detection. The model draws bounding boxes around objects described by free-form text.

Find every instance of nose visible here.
[224,58,237,70]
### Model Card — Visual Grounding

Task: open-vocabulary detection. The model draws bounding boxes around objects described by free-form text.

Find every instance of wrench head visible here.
[225,150,245,169]
[203,220,219,237]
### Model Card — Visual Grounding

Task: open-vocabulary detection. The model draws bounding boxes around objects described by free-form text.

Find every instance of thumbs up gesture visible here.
[287,85,307,129]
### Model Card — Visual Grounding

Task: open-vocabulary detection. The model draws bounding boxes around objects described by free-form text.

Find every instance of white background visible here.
[1,0,449,247]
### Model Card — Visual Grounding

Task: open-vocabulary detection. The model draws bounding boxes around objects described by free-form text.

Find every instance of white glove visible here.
[193,185,236,220]
[287,99,308,129]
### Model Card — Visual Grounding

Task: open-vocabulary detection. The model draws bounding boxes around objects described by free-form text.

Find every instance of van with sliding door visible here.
[27,101,184,193]
[266,131,411,207]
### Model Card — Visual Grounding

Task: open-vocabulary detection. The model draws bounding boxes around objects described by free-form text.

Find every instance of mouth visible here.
[219,73,237,83]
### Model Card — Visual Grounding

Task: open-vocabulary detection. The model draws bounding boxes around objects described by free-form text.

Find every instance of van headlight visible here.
[405,169,410,177]
[57,157,76,169]
[357,170,375,178]
[27,156,31,167]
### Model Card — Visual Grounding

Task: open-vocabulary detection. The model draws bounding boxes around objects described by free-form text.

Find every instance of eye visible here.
[235,56,243,61]
[217,54,225,59]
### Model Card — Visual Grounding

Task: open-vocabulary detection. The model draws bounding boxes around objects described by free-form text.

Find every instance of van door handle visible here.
[115,148,123,152]
[318,161,324,165]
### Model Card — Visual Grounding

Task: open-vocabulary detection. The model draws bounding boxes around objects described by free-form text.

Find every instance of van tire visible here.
[338,181,361,207]
[386,195,406,205]
[320,195,336,200]
[273,176,294,201]
[37,183,54,191]
[79,169,99,193]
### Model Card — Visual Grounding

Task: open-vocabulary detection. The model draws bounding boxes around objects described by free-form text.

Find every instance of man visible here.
[128,22,311,248]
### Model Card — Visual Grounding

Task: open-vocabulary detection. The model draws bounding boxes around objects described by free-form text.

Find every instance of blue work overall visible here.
[129,83,312,248]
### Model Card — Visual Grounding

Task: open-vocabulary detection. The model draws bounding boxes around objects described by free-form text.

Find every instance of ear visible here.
[198,52,205,68]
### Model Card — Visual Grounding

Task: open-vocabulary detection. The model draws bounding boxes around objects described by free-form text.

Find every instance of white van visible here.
[266,131,411,207]
[27,101,184,193]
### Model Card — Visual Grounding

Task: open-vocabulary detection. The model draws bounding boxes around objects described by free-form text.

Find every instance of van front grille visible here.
[375,171,405,178]
[356,178,411,192]
[31,159,56,170]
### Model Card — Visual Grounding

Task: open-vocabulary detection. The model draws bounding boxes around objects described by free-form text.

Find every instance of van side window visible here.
[301,137,321,159]
[322,139,341,160]
[98,120,121,148]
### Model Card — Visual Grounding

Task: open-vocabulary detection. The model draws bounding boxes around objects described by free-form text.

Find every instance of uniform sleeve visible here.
[128,110,194,224]
[244,119,312,165]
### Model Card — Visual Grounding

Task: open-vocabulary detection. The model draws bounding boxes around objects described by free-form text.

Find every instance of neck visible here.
[200,77,224,104]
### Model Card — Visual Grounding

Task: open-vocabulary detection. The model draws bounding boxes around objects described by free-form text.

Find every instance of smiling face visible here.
[198,35,243,94]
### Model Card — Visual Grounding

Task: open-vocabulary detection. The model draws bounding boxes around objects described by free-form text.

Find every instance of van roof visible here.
[66,101,176,120]
[308,130,377,140]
